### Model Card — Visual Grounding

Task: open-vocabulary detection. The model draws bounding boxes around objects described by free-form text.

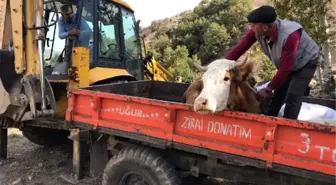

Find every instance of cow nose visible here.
[195,97,208,106]
[194,97,214,114]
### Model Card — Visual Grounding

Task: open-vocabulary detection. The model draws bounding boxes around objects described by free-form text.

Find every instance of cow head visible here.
[183,56,258,114]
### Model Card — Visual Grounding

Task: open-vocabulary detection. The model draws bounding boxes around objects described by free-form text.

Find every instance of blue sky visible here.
[126,0,202,27]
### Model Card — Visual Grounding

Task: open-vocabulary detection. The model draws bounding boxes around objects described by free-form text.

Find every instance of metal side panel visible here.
[0,79,10,114]
[0,0,7,49]
[0,50,20,116]
[9,0,24,73]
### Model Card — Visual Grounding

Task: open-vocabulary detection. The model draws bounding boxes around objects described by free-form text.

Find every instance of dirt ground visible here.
[0,128,100,185]
[0,128,245,185]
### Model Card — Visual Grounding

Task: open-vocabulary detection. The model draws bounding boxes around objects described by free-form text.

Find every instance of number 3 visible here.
[298,133,310,154]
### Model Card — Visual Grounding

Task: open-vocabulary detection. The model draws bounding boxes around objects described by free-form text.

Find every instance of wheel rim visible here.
[120,171,151,185]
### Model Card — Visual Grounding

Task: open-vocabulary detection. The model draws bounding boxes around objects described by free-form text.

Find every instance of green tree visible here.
[147,34,172,62]
[269,0,330,46]
[269,0,334,87]
[163,45,199,83]
[170,0,253,63]
[143,0,280,82]
[247,45,276,84]
[198,22,230,62]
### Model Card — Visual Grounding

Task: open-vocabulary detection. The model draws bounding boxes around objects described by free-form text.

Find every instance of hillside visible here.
[139,0,277,85]
[327,0,336,71]
[139,0,335,99]
[140,10,191,44]
[141,0,336,70]
[140,0,267,45]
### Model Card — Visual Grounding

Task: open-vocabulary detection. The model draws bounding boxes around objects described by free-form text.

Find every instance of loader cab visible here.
[44,0,144,84]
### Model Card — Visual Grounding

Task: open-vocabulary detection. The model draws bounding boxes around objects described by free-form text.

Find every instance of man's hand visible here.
[258,87,273,98]
[68,28,80,36]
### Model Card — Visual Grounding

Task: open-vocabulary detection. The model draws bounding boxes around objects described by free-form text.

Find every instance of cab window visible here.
[98,1,121,60]
[121,8,141,60]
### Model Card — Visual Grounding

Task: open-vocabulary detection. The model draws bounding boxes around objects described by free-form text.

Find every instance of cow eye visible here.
[224,71,231,81]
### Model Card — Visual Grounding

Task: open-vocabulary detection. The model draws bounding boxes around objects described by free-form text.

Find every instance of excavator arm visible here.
[0,0,180,125]
[144,57,174,82]
[143,55,181,82]
[0,0,57,123]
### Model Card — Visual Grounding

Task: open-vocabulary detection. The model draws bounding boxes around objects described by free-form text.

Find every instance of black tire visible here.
[22,126,69,147]
[102,146,181,185]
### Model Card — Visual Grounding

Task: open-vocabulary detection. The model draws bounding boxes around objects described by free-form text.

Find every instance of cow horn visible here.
[188,60,208,72]
[233,54,248,69]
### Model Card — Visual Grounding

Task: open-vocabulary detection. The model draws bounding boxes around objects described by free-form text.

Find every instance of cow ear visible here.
[181,91,187,103]
[183,78,203,104]
[190,78,204,90]
[232,61,254,82]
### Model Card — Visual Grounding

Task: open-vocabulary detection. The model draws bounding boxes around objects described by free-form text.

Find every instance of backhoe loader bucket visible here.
[0,50,56,122]
[0,78,10,115]
[0,50,25,118]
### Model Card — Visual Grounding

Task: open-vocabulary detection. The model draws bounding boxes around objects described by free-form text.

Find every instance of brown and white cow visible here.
[182,56,261,115]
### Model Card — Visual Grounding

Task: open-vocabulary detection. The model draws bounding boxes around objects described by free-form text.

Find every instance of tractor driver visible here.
[224,5,320,120]
[58,4,92,48]
[52,4,93,75]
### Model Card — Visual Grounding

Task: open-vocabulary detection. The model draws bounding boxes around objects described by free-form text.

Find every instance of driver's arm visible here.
[58,19,69,39]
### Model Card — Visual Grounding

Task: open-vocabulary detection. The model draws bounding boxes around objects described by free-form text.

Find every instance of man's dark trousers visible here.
[266,58,318,119]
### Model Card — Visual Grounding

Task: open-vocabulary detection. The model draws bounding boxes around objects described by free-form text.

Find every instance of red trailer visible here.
[65,81,336,185]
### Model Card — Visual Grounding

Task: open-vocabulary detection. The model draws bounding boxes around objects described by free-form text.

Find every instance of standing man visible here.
[58,4,92,48]
[224,5,320,119]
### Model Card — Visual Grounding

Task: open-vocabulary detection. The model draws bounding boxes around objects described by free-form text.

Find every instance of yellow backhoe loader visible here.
[0,0,177,152]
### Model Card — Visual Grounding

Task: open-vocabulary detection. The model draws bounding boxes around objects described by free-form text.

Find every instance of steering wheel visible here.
[101,43,117,55]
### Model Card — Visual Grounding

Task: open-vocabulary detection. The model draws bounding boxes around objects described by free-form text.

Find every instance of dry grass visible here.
[252,0,269,8]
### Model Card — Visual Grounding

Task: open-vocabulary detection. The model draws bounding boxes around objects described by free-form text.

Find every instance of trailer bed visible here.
[66,81,336,183]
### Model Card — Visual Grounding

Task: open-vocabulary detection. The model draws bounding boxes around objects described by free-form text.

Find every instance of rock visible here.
[309,78,318,89]
[12,178,22,185]
[10,162,18,167]
[59,174,80,184]
[0,170,6,180]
